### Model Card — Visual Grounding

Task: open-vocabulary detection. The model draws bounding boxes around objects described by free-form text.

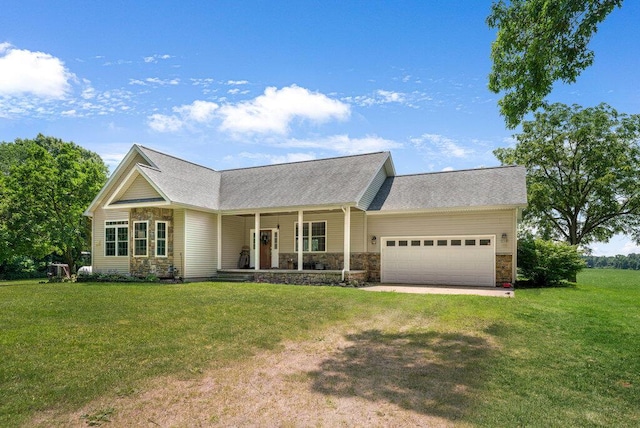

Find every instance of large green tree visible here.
[494,103,640,247]
[0,135,108,270]
[487,0,624,128]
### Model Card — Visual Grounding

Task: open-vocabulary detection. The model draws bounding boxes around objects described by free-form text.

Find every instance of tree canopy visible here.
[487,0,623,128]
[494,103,640,247]
[0,135,108,269]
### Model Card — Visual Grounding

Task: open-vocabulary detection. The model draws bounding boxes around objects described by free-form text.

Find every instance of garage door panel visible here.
[381,236,495,287]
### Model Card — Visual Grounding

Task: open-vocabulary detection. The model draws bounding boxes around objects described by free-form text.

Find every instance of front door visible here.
[259,230,272,269]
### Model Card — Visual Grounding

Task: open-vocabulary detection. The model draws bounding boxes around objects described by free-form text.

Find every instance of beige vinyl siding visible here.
[350,210,365,252]
[368,209,517,254]
[116,174,160,201]
[358,165,388,210]
[92,207,130,274]
[183,209,217,278]
[173,209,185,275]
[221,215,245,269]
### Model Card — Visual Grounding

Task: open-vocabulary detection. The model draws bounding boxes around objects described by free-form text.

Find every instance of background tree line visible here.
[0,135,108,279]
[584,253,640,270]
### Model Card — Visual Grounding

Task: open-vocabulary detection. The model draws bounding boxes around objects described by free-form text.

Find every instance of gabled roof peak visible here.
[219,150,390,173]
[135,144,218,173]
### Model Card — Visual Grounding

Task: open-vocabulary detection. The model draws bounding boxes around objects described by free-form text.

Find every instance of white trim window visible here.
[156,221,168,257]
[105,220,128,257]
[294,221,326,252]
[133,221,148,257]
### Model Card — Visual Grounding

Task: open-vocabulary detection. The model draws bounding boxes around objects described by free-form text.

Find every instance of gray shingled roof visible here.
[136,146,221,210]
[126,146,526,213]
[218,152,390,210]
[367,165,527,211]
[134,146,390,211]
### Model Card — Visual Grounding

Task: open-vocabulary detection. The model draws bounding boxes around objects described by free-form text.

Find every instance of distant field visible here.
[1,269,638,426]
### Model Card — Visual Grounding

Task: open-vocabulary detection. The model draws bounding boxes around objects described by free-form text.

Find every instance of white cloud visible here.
[99,151,128,173]
[411,133,473,158]
[279,134,402,155]
[343,89,408,107]
[218,85,350,134]
[129,77,180,86]
[0,43,74,99]
[235,151,317,165]
[377,90,406,103]
[226,80,249,85]
[173,100,219,123]
[143,54,172,63]
[148,100,219,132]
[591,235,640,256]
[148,113,184,132]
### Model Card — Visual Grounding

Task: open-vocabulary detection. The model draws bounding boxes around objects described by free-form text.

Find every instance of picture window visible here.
[105,220,128,257]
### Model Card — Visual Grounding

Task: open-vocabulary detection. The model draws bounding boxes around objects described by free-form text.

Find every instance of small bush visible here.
[518,238,585,286]
[76,272,159,283]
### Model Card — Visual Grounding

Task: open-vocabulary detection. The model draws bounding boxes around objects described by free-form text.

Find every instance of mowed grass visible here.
[1,269,639,427]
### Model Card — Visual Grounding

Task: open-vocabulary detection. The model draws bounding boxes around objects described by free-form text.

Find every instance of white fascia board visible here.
[84,145,148,216]
[221,203,358,216]
[104,201,171,210]
[168,202,220,214]
[365,205,525,216]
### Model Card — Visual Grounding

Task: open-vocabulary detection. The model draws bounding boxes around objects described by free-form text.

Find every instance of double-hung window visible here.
[133,221,148,257]
[105,220,129,256]
[156,221,168,257]
[294,221,326,252]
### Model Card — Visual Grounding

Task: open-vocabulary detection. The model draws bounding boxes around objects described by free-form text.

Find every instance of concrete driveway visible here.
[362,284,514,297]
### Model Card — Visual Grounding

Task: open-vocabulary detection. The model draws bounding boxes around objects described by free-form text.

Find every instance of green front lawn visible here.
[1,270,638,426]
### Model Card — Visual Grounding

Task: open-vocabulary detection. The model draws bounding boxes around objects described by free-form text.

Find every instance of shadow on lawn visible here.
[309,329,496,421]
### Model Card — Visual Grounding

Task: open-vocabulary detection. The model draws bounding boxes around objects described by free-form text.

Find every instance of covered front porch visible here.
[216,206,378,281]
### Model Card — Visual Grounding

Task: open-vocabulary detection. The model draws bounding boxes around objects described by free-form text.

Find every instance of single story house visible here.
[84,145,527,286]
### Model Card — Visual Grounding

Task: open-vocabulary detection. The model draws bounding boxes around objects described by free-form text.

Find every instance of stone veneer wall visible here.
[496,254,513,285]
[255,271,366,286]
[130,208,174,278]
[278,252,381,282]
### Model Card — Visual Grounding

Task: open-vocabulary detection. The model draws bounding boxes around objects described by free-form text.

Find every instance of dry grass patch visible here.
[30,313,488,427]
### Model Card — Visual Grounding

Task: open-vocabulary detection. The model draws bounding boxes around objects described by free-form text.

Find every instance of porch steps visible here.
[210,272,255,283]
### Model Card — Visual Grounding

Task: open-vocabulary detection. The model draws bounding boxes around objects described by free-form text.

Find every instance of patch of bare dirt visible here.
[30,314,490,427]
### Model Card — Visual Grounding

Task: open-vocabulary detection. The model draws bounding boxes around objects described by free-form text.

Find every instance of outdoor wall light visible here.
[501,233,508,243]
[371,235,377,245]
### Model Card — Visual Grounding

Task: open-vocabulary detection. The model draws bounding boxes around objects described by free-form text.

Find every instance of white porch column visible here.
[216,213,222,270]
[343,206,351,271]
[297,210,304,271]
[254,212,260,271]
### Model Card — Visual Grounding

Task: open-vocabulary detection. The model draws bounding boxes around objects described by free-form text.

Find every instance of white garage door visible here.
[381,236,495,286]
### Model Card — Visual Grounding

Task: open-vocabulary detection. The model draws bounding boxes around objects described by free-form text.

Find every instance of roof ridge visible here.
[393,164,523,178]
[220,151,389,172]
[136,144,219,173]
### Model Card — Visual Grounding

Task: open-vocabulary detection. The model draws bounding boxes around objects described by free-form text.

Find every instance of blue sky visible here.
[1,1,638,256]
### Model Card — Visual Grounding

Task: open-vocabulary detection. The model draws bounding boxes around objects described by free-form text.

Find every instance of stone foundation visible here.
[278,252,381,282]
[254,270,365,286]
[130,208,175,278]
[496,254,513,285]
